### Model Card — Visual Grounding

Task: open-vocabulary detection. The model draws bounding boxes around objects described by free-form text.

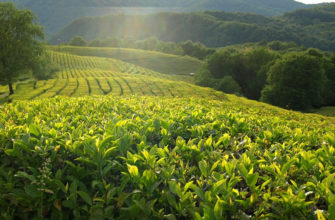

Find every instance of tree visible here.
[261,51,327,110]
[0,2,45,95]
[88,39,102,47]
[215,76,241,95]
[69,36,87,46]
[180,40,215,60]
[142,37,159,51]
[240,48,277,100]
[204,47,277,100]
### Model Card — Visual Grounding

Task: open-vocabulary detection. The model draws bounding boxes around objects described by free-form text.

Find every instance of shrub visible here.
[215,75,242,95]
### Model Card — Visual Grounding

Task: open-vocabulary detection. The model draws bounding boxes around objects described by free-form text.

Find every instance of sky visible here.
[295,0,335,3]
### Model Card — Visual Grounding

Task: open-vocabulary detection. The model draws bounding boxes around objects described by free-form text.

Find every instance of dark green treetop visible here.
[69,36,87,46]
[261,51,327,110]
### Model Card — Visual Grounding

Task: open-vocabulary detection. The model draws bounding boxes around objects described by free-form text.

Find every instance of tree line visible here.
[68,36,215,60]
[196,41,335,111]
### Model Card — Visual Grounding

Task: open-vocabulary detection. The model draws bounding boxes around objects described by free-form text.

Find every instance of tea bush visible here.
[0,95,334,219]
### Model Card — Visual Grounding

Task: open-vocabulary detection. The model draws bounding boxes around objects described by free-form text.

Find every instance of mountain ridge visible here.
[0,0,314,36]
[50,4,335,51]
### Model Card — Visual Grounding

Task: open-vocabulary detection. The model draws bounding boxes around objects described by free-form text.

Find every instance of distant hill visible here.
[51,4,335,51]
[0,0,312,36]
[284,3,335,25]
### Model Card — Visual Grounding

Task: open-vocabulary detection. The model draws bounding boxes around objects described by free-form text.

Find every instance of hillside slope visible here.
[0,0,312,36]
[1,93,335,218]
[49,46,203,75]
[50,4,335,51]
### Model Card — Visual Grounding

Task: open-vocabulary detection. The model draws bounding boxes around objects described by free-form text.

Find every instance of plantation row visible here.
[49,46,203,76]
[56,69,161,80]
[49,51,120,72]
[0,49,204,102]
[50,51,162,78]
[3,76,221,101]
[1,95,334,219]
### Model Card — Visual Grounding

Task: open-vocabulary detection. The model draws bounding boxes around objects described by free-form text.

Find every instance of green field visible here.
[1,47,335,219]
[49,46,203,76]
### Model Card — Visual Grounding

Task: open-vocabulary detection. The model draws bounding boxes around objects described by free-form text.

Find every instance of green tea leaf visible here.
[15,171,36,182]
[62,200,75,209]
[164,214,177,220]
[29,124,41,137]
[100,136,114,150]
[205,136,213,148]
[246,173,259,189]
[214,198,223,219]
[104,147,117,157]
[78,191,92,206]
[24,184,40,198]
[169,181,182,197]
[199,161,208,177]
[127,164,139,179]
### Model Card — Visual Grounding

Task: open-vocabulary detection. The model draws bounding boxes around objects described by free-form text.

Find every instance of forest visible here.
[68,36,215,60]
[51,4,335,51]
[0,0,312,37]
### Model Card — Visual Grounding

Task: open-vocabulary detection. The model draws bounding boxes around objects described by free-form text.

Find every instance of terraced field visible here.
[0,50,221,101]
[49,46,203,75]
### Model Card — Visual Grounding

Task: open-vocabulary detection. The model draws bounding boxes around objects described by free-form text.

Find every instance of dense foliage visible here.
[1,95,335,219]
[52,4,335,52]
[196,42,335,110]
[260,51,327,110]
[203,47,277,100]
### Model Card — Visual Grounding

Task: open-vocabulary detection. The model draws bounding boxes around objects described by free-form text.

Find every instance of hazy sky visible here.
[295,0,335,3]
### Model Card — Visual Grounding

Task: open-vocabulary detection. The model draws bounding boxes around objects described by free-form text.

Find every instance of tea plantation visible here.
[0,49,218,101]
[0,94,334,219]
[1,47,335,219]
[49,46,203,76]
